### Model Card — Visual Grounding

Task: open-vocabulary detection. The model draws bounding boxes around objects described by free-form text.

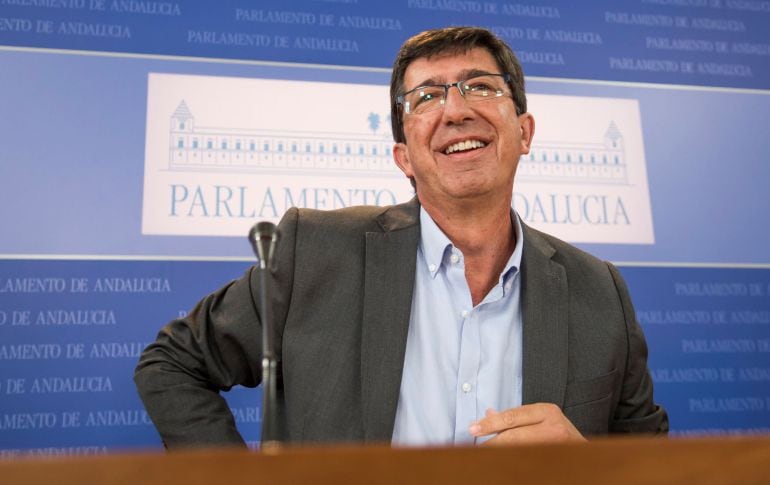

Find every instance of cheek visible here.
[491,108,521,145]
[498,126,521,155]
[403,117,437,149]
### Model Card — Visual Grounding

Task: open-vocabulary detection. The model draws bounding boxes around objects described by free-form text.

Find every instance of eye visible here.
[412,86,444,107]
[418,87,442,102]
[469,82,491,90]
[465,81,493,93]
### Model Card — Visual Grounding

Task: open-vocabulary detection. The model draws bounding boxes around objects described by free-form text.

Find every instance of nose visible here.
[441,84,474,123]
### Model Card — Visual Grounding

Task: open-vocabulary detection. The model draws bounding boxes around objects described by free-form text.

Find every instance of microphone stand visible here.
[248,222,280,450]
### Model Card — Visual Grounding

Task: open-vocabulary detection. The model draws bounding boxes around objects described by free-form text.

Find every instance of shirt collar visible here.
[418,206,524,281]
[419,207,452,278]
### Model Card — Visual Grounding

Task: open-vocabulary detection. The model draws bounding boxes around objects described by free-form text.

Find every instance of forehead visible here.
[403,47,500,88]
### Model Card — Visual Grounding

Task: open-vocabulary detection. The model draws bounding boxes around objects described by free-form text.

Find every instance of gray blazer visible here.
[134,198,667,448]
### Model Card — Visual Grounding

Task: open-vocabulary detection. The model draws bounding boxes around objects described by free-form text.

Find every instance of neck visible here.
[420,194,516,306]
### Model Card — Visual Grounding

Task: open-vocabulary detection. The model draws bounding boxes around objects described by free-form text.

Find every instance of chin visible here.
[445,184,490,200]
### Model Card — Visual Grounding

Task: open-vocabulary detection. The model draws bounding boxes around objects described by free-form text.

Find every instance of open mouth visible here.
[444,139,487,155]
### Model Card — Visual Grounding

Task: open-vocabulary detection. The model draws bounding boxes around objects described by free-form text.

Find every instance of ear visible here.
[392,142,414,178]
[518,112,535,155]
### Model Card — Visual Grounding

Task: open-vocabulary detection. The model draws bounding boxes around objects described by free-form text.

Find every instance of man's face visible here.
[393,48,534,209]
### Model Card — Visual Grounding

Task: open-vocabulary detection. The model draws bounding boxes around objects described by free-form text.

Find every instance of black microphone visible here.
[249,222,278,271]
[247,221,280,449]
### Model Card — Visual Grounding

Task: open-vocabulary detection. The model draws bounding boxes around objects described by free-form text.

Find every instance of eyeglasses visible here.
[396,73,512,115]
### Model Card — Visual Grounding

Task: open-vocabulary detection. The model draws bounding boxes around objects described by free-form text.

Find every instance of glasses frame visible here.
[396,73,514,116]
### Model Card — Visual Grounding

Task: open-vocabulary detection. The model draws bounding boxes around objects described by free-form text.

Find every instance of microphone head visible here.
[255,221,277,239]
[248,222,279,268]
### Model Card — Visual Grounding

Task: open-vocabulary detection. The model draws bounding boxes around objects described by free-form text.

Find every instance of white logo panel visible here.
[142,73,654,244]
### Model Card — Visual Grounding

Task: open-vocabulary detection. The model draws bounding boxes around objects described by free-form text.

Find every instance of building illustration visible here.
[517,121,627,184]
[169,101,399,177]
[168,101,628,184]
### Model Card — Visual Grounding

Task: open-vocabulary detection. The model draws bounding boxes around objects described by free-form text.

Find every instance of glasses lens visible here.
[462,74,507,100]
[405,86,445,115]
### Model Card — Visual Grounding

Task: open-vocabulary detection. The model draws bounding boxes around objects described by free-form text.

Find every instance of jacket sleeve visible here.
[133,209,298,449]
[606,262,669,434]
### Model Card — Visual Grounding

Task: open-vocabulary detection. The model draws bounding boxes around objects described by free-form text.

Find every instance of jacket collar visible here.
[520,224,569,407]
[361,197,420,442]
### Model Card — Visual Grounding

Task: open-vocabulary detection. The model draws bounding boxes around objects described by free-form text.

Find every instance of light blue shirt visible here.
[391,207,524,446]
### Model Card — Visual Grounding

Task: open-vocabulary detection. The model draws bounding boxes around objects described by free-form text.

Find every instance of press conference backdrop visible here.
[1,1,769,456]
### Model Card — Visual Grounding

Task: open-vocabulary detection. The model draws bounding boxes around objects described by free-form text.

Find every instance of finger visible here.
[482,416,586,445]
[480,423,555,446]
[469,404,546,437]
[469,408,499,438]
[481,425,535,446]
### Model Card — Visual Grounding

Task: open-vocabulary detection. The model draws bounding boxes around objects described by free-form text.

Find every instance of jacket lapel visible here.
[361,199,420,442]
[520,224,569,407]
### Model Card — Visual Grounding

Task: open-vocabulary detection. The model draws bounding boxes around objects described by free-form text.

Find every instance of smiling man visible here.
[135,27,668,448]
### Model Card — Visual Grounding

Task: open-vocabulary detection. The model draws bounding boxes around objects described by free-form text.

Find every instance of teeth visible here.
[445,139,486,154]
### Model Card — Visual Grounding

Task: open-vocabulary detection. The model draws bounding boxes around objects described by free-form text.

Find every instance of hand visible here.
[469,404,586,445]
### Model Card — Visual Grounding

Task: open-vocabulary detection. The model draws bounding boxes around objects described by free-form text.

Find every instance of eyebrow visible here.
[408,68,497,91]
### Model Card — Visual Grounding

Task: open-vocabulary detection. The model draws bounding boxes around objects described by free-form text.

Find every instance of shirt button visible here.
[450,253,460,264]
[460,309,469,318]
[462,382,472,393]
[428,263,437,272]
[505,282,512,291]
